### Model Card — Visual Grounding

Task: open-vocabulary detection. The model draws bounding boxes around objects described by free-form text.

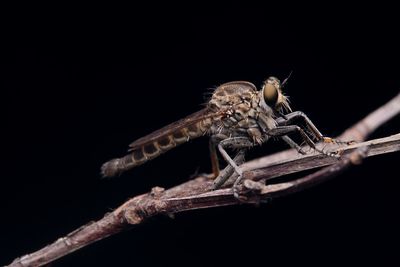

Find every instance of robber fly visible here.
[101,76,337,197]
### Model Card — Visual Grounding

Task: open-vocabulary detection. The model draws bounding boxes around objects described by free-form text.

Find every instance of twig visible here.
[243,133,400,182]
[7,93,400,267]
[162,146,370,212]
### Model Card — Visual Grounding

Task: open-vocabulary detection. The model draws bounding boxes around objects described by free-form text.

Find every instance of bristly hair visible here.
[279,93,292,113]
[202,85,218,105]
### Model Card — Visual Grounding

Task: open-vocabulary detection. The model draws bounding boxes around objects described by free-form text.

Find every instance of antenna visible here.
[281,71,293,87]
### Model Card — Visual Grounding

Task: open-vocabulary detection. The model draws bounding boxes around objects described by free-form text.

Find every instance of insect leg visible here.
[276,111,324,141]
[281,135,307,154]
[217,137,253,198]
[276,111,353,144]
[217,138,248,176]
[212,150,245,189]
[267,126,339,158]
[209,137,221,179]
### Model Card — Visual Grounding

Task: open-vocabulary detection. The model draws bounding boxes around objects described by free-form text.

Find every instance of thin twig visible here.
[7,93,400,267]
[162,146,370,212]
[243,133,400,182]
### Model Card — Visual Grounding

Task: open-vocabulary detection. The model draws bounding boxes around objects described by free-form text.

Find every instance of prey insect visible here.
[101,76,340,198]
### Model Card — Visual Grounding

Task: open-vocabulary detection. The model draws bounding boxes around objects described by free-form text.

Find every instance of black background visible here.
[2,4,400,267]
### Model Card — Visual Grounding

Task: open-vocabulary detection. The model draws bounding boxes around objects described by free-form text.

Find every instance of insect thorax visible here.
[207,81,277,143]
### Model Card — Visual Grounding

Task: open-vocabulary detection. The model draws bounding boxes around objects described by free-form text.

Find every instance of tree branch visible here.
[243,133,400,182]
[7,93,400,267]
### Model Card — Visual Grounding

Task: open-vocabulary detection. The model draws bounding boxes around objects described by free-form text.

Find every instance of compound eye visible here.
[263,81,278,107]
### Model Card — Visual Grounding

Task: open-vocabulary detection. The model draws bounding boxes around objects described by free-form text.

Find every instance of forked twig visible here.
[7,93,400,267]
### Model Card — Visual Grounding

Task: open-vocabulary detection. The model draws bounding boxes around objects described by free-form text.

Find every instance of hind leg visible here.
[215,137,253,198]
[212,149,246,189]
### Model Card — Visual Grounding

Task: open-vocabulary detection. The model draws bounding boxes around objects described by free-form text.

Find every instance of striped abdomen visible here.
[101,118,212,177]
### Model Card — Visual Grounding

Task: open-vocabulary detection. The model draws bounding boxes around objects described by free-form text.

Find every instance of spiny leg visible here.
[267,126,339,158]
[212,150,245,189]
[217,138,248,176]
[276,111,324,141]
[217,137,253,199]
[276,111,351,144]
[281,135,307,155]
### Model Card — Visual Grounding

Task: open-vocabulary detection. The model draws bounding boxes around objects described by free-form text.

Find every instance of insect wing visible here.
[128,108,221,151]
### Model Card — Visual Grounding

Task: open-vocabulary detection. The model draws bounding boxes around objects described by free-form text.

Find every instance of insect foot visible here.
[233,185,248,202]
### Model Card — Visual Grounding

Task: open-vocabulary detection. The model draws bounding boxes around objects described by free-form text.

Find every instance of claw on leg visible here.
[233,175,246,201]
[230,164,244,200]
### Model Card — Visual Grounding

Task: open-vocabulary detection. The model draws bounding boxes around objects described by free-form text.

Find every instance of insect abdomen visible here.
[101,120,210,177]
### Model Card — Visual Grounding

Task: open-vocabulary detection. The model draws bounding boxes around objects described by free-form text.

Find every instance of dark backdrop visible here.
[2,5,399,267]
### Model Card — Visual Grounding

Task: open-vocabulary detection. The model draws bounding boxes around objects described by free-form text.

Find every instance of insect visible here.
[101,76,338,197]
